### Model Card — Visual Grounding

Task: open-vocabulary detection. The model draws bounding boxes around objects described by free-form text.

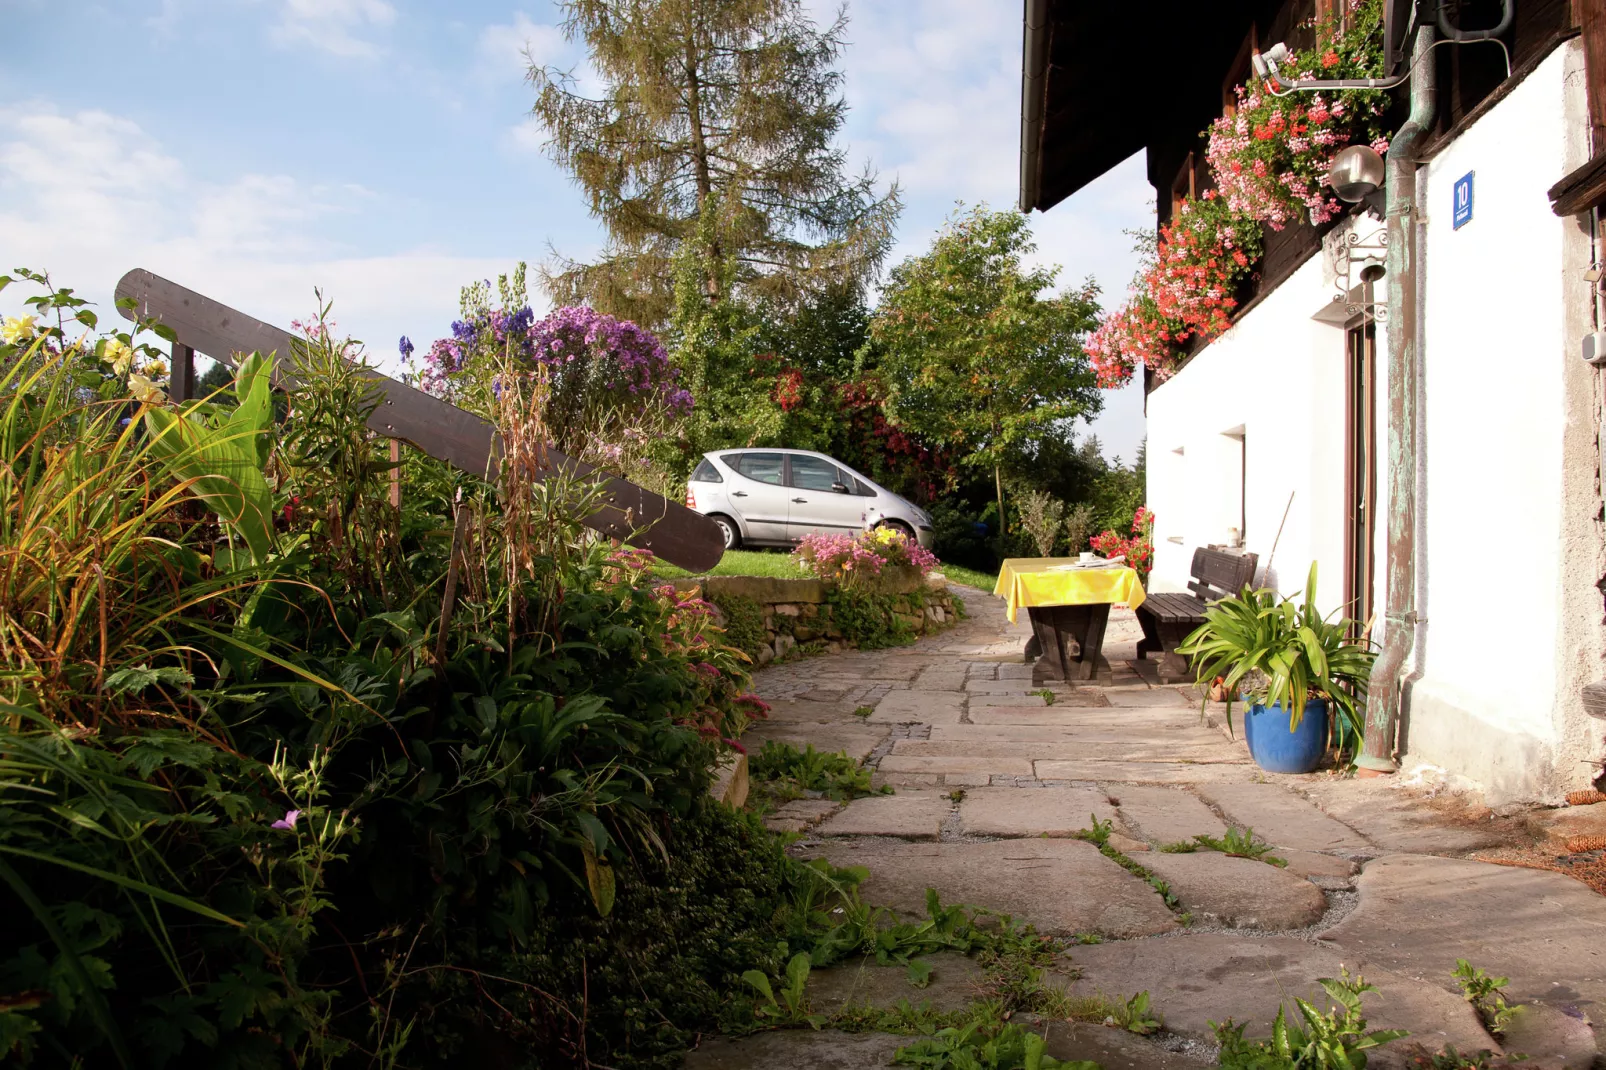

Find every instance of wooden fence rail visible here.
[114,268,725,574]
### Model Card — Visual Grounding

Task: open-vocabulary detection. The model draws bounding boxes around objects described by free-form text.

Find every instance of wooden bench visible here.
[1136,547,1259,684]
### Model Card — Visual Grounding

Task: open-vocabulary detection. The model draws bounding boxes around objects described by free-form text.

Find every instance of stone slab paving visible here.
[723,581,1606,1065]
[1321,855,1606,1011]
[957,785,1119,838]
[799,838,1180,937]
[807,952,986,1014]
[1194,781,1373,852]
[1037,759,1257,783]
[683,1030,907,1069]
[815,790,951,839]
[1112,784,1228,844]
[1139,850,1328,930]
[763,797,840,833]
[1063,934,1494,1054]
[864,690,964,724]
[743,721,887,763]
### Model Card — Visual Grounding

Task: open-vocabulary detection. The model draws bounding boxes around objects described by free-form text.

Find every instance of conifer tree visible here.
[528,0,900,326]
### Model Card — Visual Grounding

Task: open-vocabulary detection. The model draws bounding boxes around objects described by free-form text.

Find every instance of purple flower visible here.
[398,336,414,360]
[271,809,301,830]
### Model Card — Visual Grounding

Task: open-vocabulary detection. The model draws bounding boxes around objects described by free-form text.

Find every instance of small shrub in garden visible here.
[1012,485,1066,557]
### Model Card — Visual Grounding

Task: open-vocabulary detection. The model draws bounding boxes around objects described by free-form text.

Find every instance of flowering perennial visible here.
[1088,0,1390,387]
[415,299,691,470]
[793,527,940,588]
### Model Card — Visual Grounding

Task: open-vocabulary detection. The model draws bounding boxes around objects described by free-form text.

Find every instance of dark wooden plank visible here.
[170,342,196,404]
[114,268,725,573]
[1549,150,1606,216]
[1584,0,1606,152]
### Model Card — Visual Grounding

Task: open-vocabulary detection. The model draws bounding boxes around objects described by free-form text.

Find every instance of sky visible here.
[1,0,1154,465]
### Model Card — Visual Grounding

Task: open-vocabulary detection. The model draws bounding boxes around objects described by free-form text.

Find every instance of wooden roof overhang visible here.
[1019,2,1273,213]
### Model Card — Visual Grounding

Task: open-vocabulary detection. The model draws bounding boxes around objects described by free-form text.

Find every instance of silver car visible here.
[686,449,935,551]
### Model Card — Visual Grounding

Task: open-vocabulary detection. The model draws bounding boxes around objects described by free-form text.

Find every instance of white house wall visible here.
[1400,40,1603,800]
[1142,40,1601,801]
[1146,253,1351,616]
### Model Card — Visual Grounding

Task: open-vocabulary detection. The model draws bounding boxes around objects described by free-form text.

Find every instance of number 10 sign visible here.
[1453,171,1474,230]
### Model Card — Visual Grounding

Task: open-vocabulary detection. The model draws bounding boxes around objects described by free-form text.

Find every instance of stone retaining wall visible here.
[673,569,960,666]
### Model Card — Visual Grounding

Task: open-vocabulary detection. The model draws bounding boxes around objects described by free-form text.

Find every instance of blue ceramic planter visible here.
[1243,698,1329,774]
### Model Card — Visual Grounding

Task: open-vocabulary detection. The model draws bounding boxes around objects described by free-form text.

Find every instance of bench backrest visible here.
[1186,548,1259,603]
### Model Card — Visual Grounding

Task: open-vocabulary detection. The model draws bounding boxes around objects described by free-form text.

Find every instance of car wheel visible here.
[710,514,740,549]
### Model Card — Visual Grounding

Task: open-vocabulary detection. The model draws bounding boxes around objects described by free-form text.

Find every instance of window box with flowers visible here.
[1088,0,1393,388]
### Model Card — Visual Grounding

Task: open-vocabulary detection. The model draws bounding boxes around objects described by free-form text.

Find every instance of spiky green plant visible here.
[1176,562,1376,739]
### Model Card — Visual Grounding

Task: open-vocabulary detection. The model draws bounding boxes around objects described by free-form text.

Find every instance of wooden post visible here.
[1580,0,1606,155]
[170,342,196,403]
[388,438,402,510]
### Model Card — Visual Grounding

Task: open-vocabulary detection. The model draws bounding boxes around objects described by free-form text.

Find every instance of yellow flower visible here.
[103,338,134,376]
[143,360,167,378]
[127,373,166,406]
[1,315,38,344]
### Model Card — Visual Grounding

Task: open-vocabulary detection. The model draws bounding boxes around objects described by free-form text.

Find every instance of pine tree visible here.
[528,0,900,327]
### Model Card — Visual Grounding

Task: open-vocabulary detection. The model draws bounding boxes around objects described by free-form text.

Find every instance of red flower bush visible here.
[1087,195,1262,387]
[1091,506,1155,575]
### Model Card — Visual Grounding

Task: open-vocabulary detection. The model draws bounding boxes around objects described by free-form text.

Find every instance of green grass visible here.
[653,547,999,592]
[653,548,810,581]
[933,563,998,591]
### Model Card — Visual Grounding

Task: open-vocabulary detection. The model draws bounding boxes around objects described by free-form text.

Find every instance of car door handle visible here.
[792,497,808,503]
[732,491,748,497]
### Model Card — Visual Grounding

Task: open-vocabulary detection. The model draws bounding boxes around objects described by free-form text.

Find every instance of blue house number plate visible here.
[1453,171,1474,229]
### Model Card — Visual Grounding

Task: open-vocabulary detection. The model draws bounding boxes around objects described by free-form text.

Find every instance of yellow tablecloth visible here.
[993,558,1146,623]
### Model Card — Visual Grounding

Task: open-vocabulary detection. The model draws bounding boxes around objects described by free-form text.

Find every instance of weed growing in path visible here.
[1193,826,1288,867]
[749,740,889,809]
[891,1020,1099,1069]
[1074,816,1183,912]
[1035,688,1056,705]
[1452,959,1517,1036]
[1212,969,1408,1067]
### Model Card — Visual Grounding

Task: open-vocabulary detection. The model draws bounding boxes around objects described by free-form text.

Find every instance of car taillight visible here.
[685,488,696,509]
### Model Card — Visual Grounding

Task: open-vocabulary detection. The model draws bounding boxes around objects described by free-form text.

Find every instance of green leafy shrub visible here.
[0,276,766,1068]
[708,592,768,660]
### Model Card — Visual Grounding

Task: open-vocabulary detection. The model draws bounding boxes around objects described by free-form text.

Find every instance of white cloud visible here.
[478,12,565,81]
[0,103,509,376]
[272,0,397,59]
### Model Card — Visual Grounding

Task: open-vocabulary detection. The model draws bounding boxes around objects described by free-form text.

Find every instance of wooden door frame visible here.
[1344,315,1378,631]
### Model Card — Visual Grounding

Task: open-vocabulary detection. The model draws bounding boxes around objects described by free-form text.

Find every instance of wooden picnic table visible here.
[993,558,1146,685]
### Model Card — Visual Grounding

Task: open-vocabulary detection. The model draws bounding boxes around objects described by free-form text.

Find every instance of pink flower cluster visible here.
[1204,0,1391,230]
[792,528,940,586]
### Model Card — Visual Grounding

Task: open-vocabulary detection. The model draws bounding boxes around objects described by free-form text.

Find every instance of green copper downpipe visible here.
[1359,24,1436,772]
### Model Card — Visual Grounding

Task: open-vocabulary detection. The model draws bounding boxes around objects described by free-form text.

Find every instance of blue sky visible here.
[3,0,1153,464]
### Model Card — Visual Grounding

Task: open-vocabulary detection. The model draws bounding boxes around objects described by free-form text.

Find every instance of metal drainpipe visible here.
[1358,23,1437,773]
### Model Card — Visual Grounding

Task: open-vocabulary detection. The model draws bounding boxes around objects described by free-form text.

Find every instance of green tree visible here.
[528,0,900,327]
[869,205,1102,528]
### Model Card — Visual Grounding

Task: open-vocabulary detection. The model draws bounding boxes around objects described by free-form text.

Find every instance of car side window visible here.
[691,458,722,483]
[854,477,877,497]
[786,455,841,492]
[732,452,784,485]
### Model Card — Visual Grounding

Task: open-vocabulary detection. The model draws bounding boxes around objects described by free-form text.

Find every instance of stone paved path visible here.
[687,584,1606,1068]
